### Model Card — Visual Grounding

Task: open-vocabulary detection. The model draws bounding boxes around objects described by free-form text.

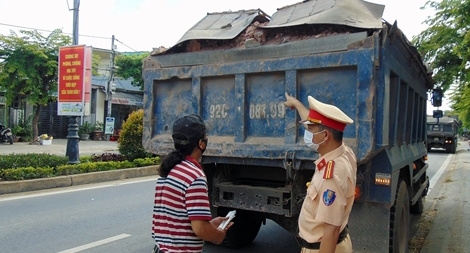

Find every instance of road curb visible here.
[0,165,159,195]
[0,176,73,195]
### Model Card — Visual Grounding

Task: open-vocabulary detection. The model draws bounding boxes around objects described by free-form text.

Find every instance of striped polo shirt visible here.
[152,156,212,253]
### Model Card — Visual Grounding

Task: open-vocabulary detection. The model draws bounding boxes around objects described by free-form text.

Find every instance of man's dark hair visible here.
[159,114,206,177]
[318,125,343,142]
[159,147,194,177]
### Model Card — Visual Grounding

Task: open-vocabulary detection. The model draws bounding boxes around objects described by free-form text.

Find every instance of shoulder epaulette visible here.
[323,160,335,179]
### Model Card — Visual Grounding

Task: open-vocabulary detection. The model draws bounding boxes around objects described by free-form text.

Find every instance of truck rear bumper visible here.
[213,182,294,216]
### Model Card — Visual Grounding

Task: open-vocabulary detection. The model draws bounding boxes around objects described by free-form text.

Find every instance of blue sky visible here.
[0,0,434,51]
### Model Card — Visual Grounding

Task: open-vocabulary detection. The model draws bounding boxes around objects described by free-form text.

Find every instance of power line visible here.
[0,22,144,52]
[114,38,138,52]
[0,22,110,40]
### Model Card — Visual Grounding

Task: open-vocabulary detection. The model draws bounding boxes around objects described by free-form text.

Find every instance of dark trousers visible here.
[296,226,349,250]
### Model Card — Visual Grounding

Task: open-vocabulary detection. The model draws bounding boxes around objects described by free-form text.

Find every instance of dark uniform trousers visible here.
[296,227,352,253]
[299,234,352,253]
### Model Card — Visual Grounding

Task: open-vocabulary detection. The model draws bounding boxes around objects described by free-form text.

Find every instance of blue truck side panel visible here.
[143,31,429,188]
[145,47,376,162]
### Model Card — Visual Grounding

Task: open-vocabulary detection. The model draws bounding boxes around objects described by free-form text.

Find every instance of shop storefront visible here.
[110,92,143,130]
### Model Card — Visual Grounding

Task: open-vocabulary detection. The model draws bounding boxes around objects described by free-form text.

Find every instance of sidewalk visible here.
[418,141,470,252]
[0,138,119,156]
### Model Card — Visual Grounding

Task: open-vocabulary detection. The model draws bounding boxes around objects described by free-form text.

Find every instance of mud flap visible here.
[348,201,391,253]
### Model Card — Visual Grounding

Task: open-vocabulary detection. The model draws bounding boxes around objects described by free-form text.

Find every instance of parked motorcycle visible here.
[0,124,13,144]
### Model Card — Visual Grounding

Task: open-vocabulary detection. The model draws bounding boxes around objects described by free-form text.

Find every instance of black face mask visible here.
[199,138,208,154]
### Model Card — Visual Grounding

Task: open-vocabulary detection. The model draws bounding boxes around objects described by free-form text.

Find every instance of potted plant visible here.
[78,121,93,140]
[11,125,23,142]
[91,121,104,140]
[12,122,32,142]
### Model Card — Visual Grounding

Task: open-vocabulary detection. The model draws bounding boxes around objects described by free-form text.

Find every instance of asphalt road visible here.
[0,177,156,253]
[426,148,450,190]
[0,176,300,253]
[0,152,450,253]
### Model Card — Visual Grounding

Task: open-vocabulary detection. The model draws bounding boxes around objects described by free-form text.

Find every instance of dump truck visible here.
[427,116,459,153]
[143,1,432,252]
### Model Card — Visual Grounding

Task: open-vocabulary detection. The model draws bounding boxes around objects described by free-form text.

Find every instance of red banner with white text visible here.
[57,45,91,116]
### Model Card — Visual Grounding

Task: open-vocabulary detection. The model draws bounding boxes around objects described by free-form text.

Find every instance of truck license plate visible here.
[434,137,439,141]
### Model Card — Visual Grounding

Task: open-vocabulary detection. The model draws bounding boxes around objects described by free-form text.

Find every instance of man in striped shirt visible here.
[152,114,233,253]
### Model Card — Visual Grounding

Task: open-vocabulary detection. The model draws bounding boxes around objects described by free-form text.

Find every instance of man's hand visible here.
[284,92,310,120]
[284,92,299,109]
[191,217,234,245]
[210,216,234,231]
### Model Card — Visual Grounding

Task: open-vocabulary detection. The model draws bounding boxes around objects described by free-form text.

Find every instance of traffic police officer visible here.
[284,93,357,253]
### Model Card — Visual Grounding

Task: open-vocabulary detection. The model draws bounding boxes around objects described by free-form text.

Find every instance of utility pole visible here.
[105,35,116,140]
[107,35,116,117]
[65,0,80,164]
[72,0,79,45]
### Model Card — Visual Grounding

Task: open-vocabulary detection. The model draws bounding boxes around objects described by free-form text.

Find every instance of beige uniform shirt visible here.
[298,144,357,243]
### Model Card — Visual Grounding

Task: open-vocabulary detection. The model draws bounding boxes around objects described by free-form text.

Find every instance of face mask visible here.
[303,129,326,152]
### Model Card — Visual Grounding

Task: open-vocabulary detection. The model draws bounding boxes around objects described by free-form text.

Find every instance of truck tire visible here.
[410,195,424,214]
[390,180,410,253]
[451,142,457,154]
[221,210,262,249]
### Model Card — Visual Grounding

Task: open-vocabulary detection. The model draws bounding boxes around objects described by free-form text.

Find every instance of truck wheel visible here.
[451,142,457,154]
[390,180,410,253]
[445,144,451,153]
[221,210,262,249]
[410,195,424,214]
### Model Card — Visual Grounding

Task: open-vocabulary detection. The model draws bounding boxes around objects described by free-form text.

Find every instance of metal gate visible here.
[38,102,69,138]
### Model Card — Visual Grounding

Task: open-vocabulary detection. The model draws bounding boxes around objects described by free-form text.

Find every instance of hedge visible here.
[0,153,69,169]
[0,154,160,181]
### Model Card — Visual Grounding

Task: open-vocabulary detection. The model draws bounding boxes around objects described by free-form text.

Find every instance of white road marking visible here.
[57,234,131,253]
[0,177,157,202]
[428,154,452,192]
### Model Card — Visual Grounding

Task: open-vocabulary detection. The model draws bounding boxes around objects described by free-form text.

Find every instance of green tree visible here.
[413,0,470,126]
[0,29,71,142]
[114,52,149,90]
[118,109,152,160]
[92,54,100,76]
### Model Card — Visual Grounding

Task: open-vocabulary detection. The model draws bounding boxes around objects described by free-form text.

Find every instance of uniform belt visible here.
[296,226,348,250]
[153,245,165,253]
